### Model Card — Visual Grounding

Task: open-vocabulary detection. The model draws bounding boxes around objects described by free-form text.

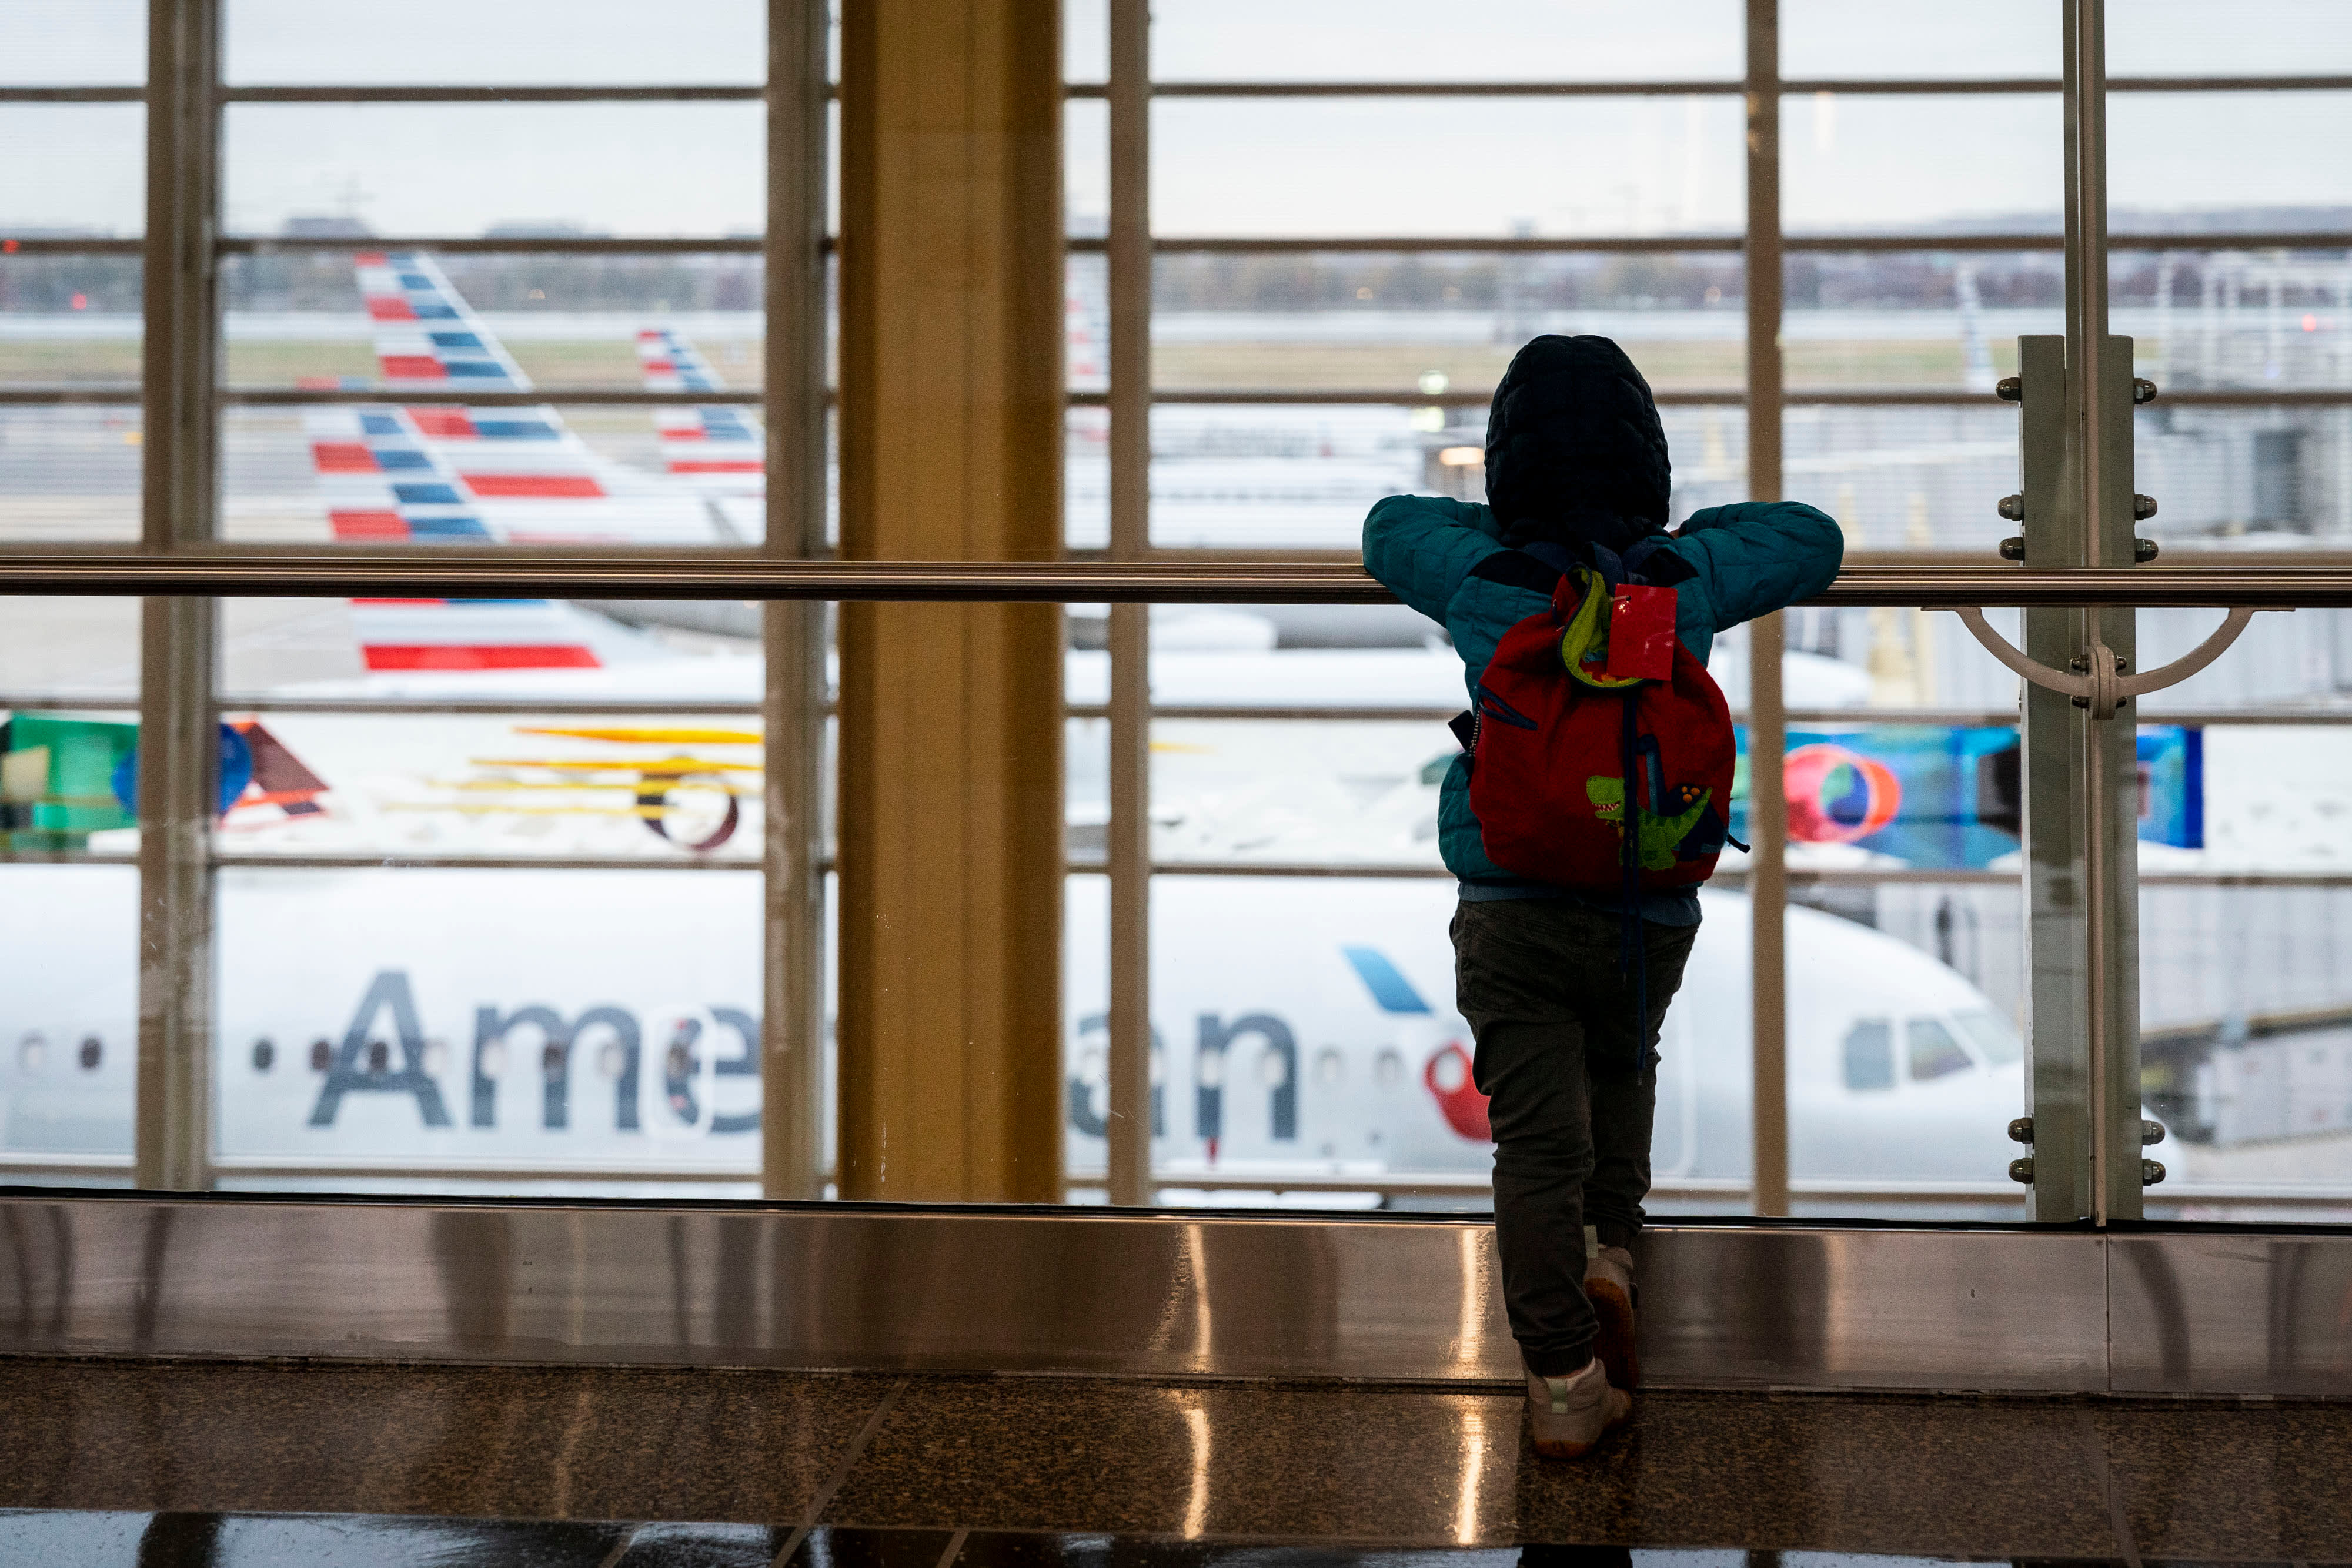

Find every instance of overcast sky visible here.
[5,1,2352,239]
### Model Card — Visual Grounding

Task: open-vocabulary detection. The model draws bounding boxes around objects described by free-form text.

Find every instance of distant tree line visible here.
[8,201,2351,319]
[0,256,142,313]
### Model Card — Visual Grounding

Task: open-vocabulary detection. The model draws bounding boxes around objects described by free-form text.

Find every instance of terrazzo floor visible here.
[0,1358,2343,1563]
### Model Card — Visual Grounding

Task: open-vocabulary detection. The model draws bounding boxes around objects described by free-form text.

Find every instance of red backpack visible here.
[1465,558,1738,892]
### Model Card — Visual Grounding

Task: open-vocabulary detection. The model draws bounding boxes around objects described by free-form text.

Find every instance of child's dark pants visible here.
[1450,897,1699,1376]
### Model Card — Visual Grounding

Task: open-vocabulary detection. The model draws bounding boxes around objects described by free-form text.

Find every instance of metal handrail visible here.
[11,553,2352,604]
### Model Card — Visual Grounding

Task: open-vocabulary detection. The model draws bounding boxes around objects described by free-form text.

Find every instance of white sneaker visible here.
[1524,1355,1631,1459]
[1583,1243,1639,1390]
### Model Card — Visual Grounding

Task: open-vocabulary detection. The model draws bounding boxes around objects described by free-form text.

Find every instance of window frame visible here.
[7,0,2352,1215]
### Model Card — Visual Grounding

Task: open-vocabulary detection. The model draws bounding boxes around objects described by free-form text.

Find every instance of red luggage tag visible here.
[1605,583,1678,681]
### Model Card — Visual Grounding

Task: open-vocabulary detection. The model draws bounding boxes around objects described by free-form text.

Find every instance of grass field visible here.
[1,334,2054,394]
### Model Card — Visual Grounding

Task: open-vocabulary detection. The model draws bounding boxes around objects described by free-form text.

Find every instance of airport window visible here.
[0,0,797,1198]
[8,0,2352,1224]
[1073,0,2352,1219]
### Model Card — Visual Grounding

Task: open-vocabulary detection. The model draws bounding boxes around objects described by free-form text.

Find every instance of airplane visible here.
[0,250,2047,1198]
[0,854,2029,1193]
[1063,877,2029,1193]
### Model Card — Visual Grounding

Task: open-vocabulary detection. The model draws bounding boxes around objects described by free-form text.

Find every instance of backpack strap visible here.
[1524,538,1595,583]
[1619,534,1696,586]
[1465,546,1571,596]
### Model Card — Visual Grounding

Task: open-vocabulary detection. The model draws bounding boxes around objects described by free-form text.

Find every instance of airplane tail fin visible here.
[225,718,331,820]
[305,255,718,546]
[356,251,533,393]
[296,254,748,692]
[347,597,669,675]
[638,328,766,497]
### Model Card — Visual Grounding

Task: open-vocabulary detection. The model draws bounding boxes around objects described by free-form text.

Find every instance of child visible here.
[1363,335,1843,1457]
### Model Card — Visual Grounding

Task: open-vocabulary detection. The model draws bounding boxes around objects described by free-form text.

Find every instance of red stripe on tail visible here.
[312,442,378,473]
[459,474,603,499]
[406,409,476,437]
[363,644,601,671]
[329,510,409,540]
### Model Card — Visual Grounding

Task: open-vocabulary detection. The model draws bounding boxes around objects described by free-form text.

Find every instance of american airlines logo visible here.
[309,971,758,1136]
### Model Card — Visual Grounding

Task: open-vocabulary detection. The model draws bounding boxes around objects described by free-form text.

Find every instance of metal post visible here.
[2018,0,2144,1223]
[135,0,219,1192]
[2017,333,2143,1225]
[2063,0,2144,1224]
[760,0,833,1199]
[2092,335,2144,1225]
[1104,0,1153,1207]
[2067,0,2112,579]
[2019,335,2092,1223]
[1743,0,1790,1219]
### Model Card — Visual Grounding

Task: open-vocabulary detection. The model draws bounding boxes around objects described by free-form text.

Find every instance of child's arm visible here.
[1667,500,1845,630]
[1362,493,1507,624]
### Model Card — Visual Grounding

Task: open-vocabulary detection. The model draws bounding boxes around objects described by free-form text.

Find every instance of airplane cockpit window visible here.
[1952,1009,2024,1068]
[1906,1018,1975,1082]
[1843,1020,1895,1092]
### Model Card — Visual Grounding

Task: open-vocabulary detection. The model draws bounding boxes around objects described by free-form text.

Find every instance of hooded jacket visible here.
[1362,335,1845,910]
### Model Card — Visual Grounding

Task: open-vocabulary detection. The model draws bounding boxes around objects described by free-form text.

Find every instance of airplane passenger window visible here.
[1842,1019,1895,1092]
[1951,1008,2023,1067]
[1906,1018,1975,1082]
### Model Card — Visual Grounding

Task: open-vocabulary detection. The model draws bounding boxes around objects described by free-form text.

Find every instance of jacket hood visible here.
[1482,334,1671,554]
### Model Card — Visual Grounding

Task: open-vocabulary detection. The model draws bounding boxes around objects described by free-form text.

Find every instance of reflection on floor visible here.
[0,1519,2164,1568]
[0,1360,2345,1563]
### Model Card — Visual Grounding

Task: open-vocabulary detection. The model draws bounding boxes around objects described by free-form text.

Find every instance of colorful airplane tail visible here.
[303,252,718,547]
[636,327,766,504]
[299,252,748,690]
[346,597,669,676]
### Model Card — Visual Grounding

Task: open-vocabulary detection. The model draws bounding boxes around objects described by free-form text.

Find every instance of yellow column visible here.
[836,0,1065,1201]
